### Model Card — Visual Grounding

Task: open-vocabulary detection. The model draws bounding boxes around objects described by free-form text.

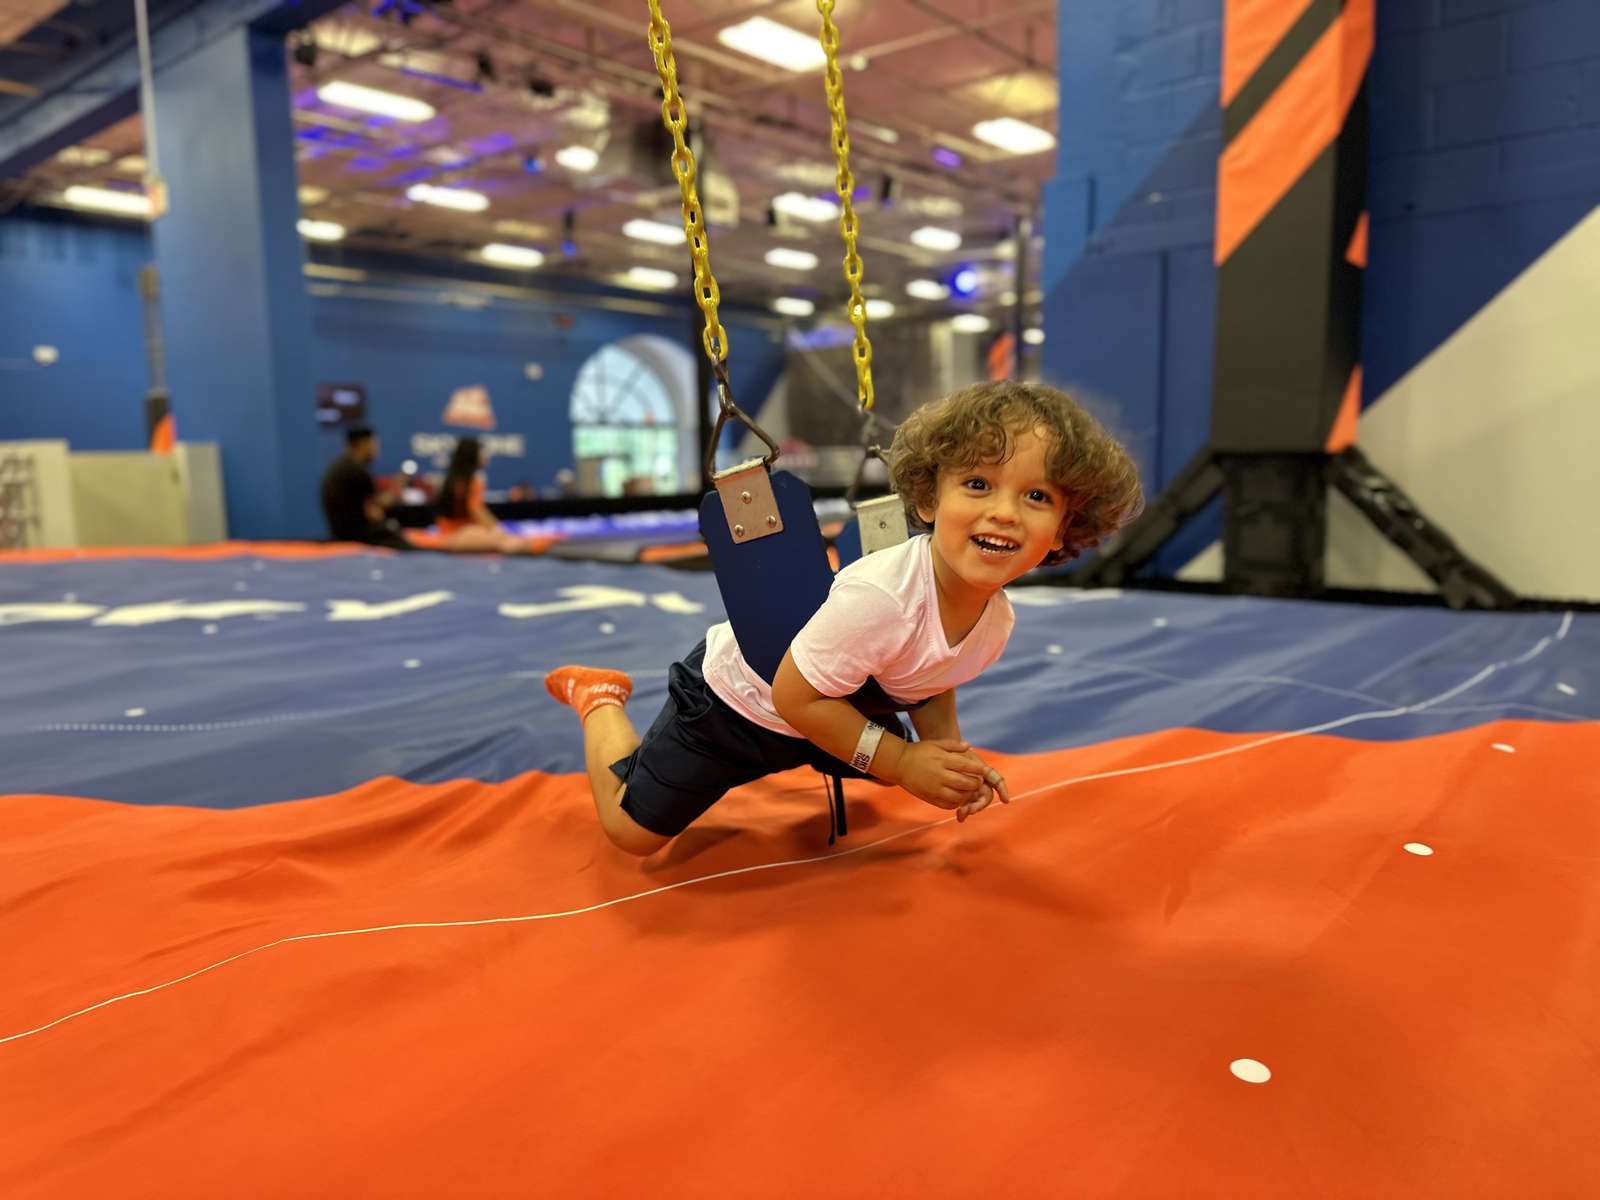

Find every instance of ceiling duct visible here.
[605,119,739,228]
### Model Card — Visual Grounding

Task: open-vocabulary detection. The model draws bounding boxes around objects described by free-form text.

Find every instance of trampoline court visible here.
[2,541,1595,1197]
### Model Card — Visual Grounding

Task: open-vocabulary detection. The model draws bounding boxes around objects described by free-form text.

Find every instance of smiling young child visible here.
[545,380,1144,857]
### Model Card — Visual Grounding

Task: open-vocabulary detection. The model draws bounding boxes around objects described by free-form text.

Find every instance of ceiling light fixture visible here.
[771,191,839,223]
[55,146,111,167]
[623,218,684,245]
[317,81,436,123]
[765,247,819,271]
[951,313,991,333]
[905,279,949,301]
[60,185,151,217]
[406,183,490,212]
[716,16,828,72]
[481,243,545,269]
[1023,328,1045,345]
[299,185,330,206]
[864,298,895,319]
[627,266,679,290]
[554,145,598,172]
[911,226,962,252]
[971,117,1056,155]
[772,297,816,317]
[297,218,347,242]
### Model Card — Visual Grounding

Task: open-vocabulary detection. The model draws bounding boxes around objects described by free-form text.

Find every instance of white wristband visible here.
[851,721,886,774]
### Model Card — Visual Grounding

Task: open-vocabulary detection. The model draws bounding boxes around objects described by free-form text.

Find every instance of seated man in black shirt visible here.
[319,426,411,549]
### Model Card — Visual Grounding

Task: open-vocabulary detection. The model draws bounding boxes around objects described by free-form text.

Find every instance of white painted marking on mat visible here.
[1492,743,1516,754]
[1403,843,1434,857]
[0,613,1572,1051]
[123,708,145,718]
[326,591,454,622]
[1556,683,1577,696]
[598,622,616,635]
[403,659,421,669]
[1230,1059,1271,1084]
[1046,644,1063,655]
[1152,617,1168,628]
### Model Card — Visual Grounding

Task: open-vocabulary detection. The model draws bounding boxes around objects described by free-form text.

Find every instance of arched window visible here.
[569,343,679,496]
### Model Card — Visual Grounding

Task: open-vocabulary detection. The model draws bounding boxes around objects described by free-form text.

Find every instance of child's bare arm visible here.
[771,652,986,811]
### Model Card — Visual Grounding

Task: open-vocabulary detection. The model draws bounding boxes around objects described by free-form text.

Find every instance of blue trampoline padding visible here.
[698,470,833,685]
[0,548,1593,809]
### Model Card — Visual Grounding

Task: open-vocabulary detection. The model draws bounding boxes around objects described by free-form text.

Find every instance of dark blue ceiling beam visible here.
[0,0,348,180]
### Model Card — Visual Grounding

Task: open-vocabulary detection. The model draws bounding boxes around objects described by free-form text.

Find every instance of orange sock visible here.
[544,665,634,721]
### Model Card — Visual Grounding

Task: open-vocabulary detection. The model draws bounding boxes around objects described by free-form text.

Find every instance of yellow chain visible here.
[816,0,875,412]
[645,0,729,367]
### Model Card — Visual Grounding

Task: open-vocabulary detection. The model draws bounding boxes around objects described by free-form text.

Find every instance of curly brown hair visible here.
[887,380,1144,565]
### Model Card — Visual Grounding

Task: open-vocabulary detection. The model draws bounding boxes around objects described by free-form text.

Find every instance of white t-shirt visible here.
[702,534,1015,737]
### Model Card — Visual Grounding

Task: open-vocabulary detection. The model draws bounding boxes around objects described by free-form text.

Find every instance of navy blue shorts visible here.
[612,640,871,838]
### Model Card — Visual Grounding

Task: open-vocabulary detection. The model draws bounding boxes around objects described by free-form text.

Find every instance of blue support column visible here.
[150,24,317,538]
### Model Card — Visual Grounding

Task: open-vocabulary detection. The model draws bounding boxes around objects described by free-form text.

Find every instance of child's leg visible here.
[547,666,669,857]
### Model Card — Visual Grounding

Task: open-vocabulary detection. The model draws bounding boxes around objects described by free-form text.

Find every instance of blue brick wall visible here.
[0,211,151,450]
[0,212,784,522]
[1365,0,1600,398]
[1041,0,1223,573]
[1043,0,1600,576]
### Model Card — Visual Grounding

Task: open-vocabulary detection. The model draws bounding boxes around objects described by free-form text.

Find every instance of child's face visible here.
[918,426,1066,597]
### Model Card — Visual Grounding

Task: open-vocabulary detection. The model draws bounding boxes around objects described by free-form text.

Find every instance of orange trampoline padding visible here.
[1,720,1596,1197]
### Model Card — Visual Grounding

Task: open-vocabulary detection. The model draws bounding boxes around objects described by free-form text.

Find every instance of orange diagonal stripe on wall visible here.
[1221,0,1317,106]
[1215,0,1375,265]
[1325,364,1362,452]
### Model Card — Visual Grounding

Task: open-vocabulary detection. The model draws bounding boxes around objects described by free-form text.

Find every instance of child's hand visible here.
[954,751,1009,824]
[890,739,990,812]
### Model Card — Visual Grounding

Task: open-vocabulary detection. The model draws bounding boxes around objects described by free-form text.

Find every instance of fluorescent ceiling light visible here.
[627,266,678,290]
[297,218,347,242]
[56,146,111,167]
[911,226,962,252]
[1023,327,1045,345]
[772,297,815,317]
[623,218,684,246]
[482,243,545,268]
[765,247,818,271]
[972,117,1056,155]
[60,185,151,217]
[317,81,436,123]
[864,298,895,319]
[298,185,329,206]
[407,183,489,212]
[999,290,1018,305]
[716,16,828,72]
[951,313,991,333]
[554,145,599,172]
[772,192,839,223]
[115,155,147,175]
[494,219,548,238]
[854,120,900,145]
[905,279,949,301]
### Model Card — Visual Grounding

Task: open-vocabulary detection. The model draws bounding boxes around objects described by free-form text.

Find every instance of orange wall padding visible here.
[1215,0,1375,264]
[1325,365,1363,452]
[1220,0,1317,106]
[3,720,1597,1196]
